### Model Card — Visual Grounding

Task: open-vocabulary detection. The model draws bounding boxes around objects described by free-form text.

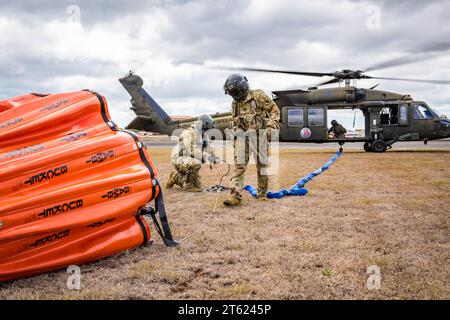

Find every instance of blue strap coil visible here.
[243,150,342,199]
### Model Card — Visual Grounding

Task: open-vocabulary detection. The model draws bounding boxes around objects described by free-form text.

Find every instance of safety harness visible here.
[243,148,343,199]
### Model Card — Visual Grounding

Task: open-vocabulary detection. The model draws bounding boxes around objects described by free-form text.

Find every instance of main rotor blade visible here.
[368,76,450,85]
[172,60,205,66]
[365,42,450,72]
[216,66,334,77]
[365,54,442,72]
[173,60,333,77]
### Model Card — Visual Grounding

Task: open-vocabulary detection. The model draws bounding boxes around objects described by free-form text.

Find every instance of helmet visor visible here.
[227,87,240,98]
[226,83,245,101]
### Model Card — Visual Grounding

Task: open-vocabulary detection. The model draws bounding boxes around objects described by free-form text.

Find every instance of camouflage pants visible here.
[230,134,269,198]
[171,156,202,188]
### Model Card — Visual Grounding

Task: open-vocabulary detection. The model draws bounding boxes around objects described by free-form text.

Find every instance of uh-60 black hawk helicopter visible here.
[121,53,450,152]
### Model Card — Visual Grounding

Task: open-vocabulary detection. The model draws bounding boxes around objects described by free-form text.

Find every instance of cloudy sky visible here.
[1,0,450,128]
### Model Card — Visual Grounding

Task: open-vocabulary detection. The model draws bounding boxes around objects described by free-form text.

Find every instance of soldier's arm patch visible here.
[259,91,274,108]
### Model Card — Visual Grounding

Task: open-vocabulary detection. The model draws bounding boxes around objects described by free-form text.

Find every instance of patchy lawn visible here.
[1,148,449,299]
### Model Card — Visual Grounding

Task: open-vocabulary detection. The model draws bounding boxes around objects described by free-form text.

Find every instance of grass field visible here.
[1,148,449,299]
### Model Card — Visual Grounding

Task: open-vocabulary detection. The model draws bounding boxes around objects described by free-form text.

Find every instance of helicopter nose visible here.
[442,120,450,137]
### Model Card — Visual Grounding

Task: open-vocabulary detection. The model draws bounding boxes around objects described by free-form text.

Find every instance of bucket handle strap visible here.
[140,189,178,247]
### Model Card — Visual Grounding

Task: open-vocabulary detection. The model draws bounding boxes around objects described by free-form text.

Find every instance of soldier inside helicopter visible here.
[381,106,399,125]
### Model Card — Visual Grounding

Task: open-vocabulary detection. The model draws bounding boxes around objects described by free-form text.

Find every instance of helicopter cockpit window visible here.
[287,109,303,126]
[399,104,408,125]
[308,108,324,126]
[414,104,433,120]
[433,108,446,118]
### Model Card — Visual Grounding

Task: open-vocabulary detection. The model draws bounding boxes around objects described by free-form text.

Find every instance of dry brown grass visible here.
[1,148,449,300]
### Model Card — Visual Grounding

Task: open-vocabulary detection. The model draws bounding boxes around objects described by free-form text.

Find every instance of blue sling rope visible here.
[243,149,342,199]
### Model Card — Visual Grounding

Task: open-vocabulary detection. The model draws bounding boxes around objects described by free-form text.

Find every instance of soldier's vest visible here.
[233,90,269,130]
[172,127,195,159]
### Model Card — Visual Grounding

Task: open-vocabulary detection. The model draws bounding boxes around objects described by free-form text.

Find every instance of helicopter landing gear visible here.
[363,142,372,152]
[371,139,387,153]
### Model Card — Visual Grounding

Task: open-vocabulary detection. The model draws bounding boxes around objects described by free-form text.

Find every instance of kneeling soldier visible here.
[328,120,347,139]
[166,114,219,192]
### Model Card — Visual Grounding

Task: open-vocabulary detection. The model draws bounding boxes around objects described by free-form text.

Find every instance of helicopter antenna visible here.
[352,109,357,129]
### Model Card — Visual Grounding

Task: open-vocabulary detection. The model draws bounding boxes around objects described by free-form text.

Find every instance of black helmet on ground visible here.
[197,114,215,131]
[223,74,249,102]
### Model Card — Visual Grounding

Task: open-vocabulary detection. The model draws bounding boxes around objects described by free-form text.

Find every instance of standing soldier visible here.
[328,120,347,138]
[166,114,219,192]
[222,74,280,206]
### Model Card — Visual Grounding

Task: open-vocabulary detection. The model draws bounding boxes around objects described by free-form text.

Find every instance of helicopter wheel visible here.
[371,140,387,153]
[363,142,372,152]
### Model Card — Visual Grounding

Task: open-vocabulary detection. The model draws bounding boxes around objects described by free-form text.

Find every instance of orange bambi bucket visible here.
[0,90,177,282]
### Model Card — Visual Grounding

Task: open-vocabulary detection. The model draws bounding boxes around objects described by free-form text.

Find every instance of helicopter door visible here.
[379,105,399,140]
[306,107,328,140]
[380,104,411,140]
[281,107,305,141]
[412,103,435,139]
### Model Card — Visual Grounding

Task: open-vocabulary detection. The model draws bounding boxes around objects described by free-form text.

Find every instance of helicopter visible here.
[121,53,450,152]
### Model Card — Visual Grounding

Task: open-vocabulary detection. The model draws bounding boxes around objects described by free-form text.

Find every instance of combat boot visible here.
[165,171,178,189]
[223,191,242,206]
[257,191,267,201]
[192,176,202,190]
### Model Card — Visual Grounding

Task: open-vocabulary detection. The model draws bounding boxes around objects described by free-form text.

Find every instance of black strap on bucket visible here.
[140,189,178,247]
[153,189,178,246]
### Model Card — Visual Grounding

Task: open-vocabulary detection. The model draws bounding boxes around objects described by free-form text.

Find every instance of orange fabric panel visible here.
[0,94,48,113]
[0,90,158,282]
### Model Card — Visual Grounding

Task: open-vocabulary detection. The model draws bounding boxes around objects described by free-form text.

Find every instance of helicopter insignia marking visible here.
[300,128,312,139]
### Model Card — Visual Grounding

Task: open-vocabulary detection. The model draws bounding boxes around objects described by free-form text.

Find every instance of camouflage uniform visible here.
[328,122,347,138]
[227,89,280,202]
[167,125,215,191]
